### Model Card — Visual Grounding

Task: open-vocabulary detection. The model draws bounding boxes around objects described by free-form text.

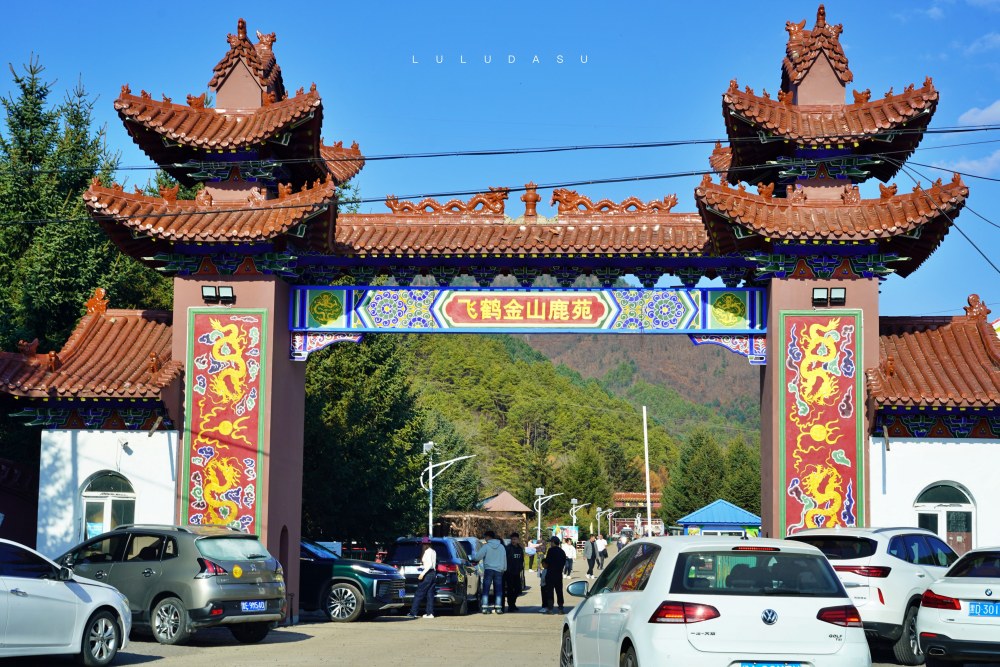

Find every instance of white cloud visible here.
[924,5,945,18]
[945,149,1000,176]
[967,0,1000,10]
[965,32,1000,53]
[958,100,1000,125]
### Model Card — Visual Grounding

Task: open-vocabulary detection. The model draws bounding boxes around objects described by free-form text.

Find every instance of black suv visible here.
[384,537,480,615]
[299,540,405,622]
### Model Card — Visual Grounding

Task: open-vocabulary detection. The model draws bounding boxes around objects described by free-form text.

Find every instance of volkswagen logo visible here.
[987,589,993,597]
[761,609,778,625]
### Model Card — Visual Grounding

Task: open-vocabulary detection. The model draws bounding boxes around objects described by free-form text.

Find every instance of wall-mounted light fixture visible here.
[812,287,829,307]
[829,287,847,306]
[201,285,235,305]
[201,285,219,304]
[218,285,236,305]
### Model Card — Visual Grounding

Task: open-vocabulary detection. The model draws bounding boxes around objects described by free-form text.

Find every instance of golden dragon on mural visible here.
[202,457,242,524]
[208,317,248,405]
[796,318,841,406]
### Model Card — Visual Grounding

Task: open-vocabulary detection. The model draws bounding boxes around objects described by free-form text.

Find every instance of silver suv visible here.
[788,527,957,665]
[58,524,286,645]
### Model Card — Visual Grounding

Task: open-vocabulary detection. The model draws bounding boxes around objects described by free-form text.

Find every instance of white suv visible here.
[787,527,957,665]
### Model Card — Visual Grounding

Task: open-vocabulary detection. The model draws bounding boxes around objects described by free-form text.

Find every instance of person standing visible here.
[473,530,508,614]
[562,538,576,578]
[525,538,538,572]
[407,537,437,619]
[503,532,525,612]
[540,535,567,614]
[595,534,608,569]
[583,535,597,579]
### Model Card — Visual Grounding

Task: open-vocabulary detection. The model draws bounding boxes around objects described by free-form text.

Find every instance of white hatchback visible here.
[559,536,870,667]
[917,546,1000,667]
[0,538,131,665]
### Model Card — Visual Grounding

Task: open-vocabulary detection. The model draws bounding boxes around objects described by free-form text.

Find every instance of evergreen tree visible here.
[660,428,726,524]
[421,409,480,512]
[563,441,612,512]
[721,436,761,516]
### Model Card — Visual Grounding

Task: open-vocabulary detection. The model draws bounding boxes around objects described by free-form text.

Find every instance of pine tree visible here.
[660,428,726,524]
[721,436,761,516]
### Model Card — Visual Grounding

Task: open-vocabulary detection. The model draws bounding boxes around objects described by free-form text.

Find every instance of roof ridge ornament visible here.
[965,294,991,320]
[16,338,39,356]
[550,188,678,215]
[879,183,898,199]
[385,187,510,215]
[85,288,109,316]
[852,89,871,104]
[521,182,541,217]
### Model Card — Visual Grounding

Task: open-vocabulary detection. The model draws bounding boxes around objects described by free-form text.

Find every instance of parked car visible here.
[455,536,482,562]
[0,538,131,665]
[560,536,870,667]
[57,524,286,645]
[787,526,957,665]
[917,545,1000,666]
[299,539,405,621]
[383,537,480,614]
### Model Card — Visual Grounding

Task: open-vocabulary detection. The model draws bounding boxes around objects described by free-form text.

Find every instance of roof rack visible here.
[111,524,192,533]
[871,526,925,533]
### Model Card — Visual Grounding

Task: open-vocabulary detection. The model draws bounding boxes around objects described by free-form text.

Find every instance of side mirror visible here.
[566,580,588,598]
[58,566,73,581]
[61,554,74,568]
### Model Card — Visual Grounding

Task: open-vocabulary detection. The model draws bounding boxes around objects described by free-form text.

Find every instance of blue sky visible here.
[4,0,998,317]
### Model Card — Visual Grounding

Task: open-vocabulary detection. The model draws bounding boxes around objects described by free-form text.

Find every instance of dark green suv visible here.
[299,540,405,622]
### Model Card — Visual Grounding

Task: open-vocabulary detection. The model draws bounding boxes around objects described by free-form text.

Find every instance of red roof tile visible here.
[782,5,853,88]
[320,141,365,183]
[115,87,320,151]
[709,142,732,181]
[0,309,180,400]
[869,295,1000,409]
[84,176,335,247]
[208,18,285,100]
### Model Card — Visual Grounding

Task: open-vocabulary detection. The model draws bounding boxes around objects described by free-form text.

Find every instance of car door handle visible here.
[143,568,154,577]
[10,588,27,597]
[95,570,107,579]
[593,604,604,612]
[619,605,631,613]
[916,573,926,578]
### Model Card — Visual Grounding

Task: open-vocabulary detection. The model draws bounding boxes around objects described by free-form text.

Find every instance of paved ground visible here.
[3,574,975,666]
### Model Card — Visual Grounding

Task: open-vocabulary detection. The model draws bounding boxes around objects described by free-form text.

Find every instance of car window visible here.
[902,535,936,566]
[163,537,178,560]
[302,541,339,559]
[196,537,270,560]
[386,541,451,563]
[947,551,1000,578]
[0,543,58,580]
[124,534,166,562]
[786,536,877,560]
[923,535,958,567]
[615,543,659,592]
[591,544,636,594]
[887,536,908,562]
[69,534,129,565]
[670,550,844,597]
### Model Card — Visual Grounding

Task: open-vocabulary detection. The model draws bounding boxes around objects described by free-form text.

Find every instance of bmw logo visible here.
[987,589,993,597]
[761,609,778,625]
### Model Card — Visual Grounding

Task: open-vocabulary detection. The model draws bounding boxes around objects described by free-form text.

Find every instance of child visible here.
[538,557,551,613]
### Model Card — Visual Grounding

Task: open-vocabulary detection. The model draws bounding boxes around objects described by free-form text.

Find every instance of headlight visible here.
[351,564,381,575]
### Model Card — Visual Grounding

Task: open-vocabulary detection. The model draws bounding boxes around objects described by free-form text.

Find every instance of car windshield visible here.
[386,541,451,563]
[197,536,271,560]
[670,550,846,597]
[302,541,339,559]
[946,550,1000,578]
[786,536,877,561]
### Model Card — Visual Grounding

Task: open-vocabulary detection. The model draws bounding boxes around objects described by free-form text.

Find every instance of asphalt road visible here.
[1,574,974,666]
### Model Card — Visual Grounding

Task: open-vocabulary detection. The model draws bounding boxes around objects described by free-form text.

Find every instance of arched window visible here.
[81,471,136,540]
[914,482,975,556]
[916,484,972,505]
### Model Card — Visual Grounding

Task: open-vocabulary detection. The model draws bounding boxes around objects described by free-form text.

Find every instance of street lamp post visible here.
[604,509,618,537]
[596,506,603,536]
[533,487,563,543]
[569,498,591,533]
[420,441,475,537]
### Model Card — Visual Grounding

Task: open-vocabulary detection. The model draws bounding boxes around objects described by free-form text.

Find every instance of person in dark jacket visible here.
[583,535,597,579]
[503,532,525,612]
[540,535,567,614]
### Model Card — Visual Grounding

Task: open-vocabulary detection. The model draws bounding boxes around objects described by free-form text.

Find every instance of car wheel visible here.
[924,656,947,667]
[229,621,271,643]
[152,596,191,645]
[456,583,469,616]
[892,604,924,665]
[559,627,574,667]
[78,610,120,666]
[619,643,638,667]
[324,582,364,622]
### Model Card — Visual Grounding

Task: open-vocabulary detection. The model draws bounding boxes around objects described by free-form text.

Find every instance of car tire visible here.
[619,643,638,667]
[152,596,191,645]
[323,582,364,622]
[230,621,271,643]
[892,604,924,665]
[924,656,946,667]
[78,610,120,667]
[457,587,469,616]
[560,627,574,667]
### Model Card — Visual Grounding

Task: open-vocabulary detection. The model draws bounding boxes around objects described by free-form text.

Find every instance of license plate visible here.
[402,566,421,575]
[240,600,266,612]
[740,663,802,667]
[969,601,1000,617]
[398,589,405,599]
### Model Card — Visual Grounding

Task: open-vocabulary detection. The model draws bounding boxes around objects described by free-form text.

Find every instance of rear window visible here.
[670,550,845,597]
[786,536,877,560]
[947,551,1000,578]
[386,541,452,564]
[197,537,271,560]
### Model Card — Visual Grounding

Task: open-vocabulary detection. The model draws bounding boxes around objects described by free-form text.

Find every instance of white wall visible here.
[868,436,1000,548]
[36,430,178,558]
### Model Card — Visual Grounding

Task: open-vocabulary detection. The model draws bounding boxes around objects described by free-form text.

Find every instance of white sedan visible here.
[0,538,131,665]
[917,545,1000,667]
[560,536,871,667]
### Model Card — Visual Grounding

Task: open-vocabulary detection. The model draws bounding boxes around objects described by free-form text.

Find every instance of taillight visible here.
[436,563,459,573]
[731,546,780,552]
[817,605,863,627]
[648,601,720,624]
[834,565,891,578]
[196,557,229,578]
[921,589,961,610]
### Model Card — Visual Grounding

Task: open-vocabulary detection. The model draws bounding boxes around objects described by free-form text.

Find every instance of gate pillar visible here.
[760,278,879,536]
[172,275,304,622]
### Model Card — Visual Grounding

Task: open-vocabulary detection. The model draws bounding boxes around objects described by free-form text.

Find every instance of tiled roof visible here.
[0,309,180,400]
[868,295,1000,409]
[84,177,335,244]
[613,492,649,501]
[782,5,853,88]
[320,142,365,183]
[677,499,761,525]
[115,88,320,151]
[333,212,710,256]
[477,491,531,513]
[208,18,285,99]
[709,142,732,181]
